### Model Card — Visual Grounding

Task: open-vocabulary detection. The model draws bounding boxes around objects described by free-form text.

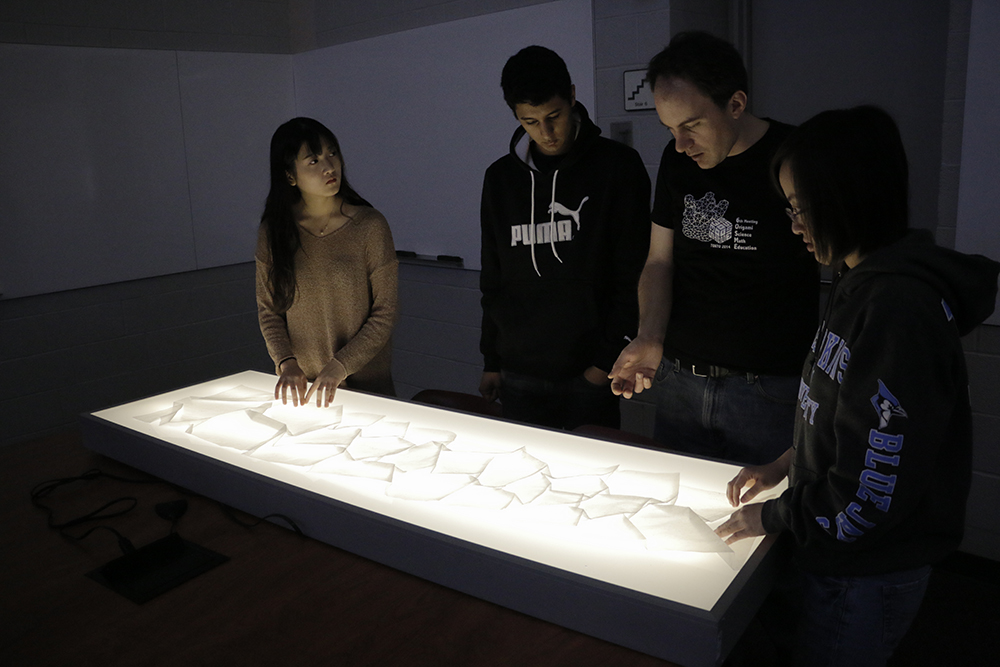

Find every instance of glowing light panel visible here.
[89,371,783,615]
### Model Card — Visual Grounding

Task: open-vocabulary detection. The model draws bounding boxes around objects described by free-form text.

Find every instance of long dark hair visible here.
[772,105,909,266]
[260,117,371,312]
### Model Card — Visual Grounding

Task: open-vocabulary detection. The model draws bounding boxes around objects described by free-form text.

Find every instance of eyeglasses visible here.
[785,206,806,222]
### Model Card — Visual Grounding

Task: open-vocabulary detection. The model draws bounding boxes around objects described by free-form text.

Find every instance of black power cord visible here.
[30,470,221,604]
[30,466,309,603]
[217,503,305,537]
[30,469,152,554]
[30,467,305,552]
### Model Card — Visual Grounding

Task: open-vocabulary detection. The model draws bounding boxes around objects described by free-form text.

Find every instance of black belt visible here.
[673,358,747,378]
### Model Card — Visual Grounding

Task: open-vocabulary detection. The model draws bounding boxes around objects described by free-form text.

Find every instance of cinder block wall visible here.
[0,264,271,443]
[0,260,480,443]
[392,263,482,400]
[962,326,1000,558]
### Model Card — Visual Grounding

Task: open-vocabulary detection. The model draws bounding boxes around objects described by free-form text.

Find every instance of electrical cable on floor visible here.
[29,466,303,604]
[216,502,305,537]
[30,467,305,549]
[30,469,224,603]
[31,470,143,555]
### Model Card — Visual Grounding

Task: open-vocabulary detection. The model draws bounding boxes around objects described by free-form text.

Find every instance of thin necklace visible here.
[312,209,339,236]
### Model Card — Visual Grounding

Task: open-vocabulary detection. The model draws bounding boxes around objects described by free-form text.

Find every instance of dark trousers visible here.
[499,370,620,431]
[651,358,799,465]
[728,563,931,667]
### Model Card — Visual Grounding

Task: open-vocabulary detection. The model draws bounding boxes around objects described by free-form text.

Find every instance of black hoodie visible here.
[761,230,1000,575]
[479,103,651,379]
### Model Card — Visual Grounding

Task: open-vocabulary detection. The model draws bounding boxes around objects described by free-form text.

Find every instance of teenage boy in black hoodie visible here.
[479,46,650,430]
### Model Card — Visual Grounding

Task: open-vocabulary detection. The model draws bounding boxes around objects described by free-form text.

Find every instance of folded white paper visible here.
[386,471,476,501]
[579,493,651,520]
[477,449,547,487]
[309,453,395,481]
[433,449,494,475]
[188,410,284,451]
[606,470,680,504]
[631,504,732,553]
[263,403,343,435]
[134,386,738,558]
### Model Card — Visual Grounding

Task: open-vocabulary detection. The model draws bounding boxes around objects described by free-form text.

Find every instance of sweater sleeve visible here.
[761,285,962,558]
[255,227,295,374]
[331,212,398,377]
[592,148,651,372]
[479,167,502,373]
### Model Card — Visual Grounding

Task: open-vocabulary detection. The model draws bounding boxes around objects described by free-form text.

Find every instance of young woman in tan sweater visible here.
[256,118,398,407]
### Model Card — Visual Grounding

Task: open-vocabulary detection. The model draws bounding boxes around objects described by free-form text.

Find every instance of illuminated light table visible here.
[81,371,787,667]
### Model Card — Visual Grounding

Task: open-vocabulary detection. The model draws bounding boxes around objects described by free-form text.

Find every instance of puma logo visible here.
[548,196,589,229]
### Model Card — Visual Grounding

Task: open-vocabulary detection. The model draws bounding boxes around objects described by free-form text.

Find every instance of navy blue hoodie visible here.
[761,230,1000,575]
[480,103,650,379]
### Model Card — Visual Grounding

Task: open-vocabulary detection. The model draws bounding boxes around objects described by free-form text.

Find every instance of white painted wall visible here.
[0,45,294,299]
[0,0,592,298]
[957,0,1000,325]
[750,0,950,234]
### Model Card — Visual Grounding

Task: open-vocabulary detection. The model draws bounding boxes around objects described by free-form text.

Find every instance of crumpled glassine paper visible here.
[135,386,735,558]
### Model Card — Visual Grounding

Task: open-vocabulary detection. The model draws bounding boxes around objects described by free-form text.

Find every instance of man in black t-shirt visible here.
[609,32,819,465]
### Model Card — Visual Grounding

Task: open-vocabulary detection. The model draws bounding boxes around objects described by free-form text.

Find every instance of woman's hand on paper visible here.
[304,359,348,407]
[275,358,308,406]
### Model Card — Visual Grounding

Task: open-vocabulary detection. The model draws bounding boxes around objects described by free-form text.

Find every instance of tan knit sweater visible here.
[255,206,398,396]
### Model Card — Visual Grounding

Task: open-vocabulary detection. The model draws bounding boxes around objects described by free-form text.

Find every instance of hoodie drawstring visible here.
[527,169,563,278]
[529,171,539,277]
[548,170,563,265]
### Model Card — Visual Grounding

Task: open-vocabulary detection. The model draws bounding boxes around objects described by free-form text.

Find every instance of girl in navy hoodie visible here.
[715,106,999,666]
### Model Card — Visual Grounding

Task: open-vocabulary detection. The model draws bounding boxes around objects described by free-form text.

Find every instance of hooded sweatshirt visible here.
[480,102,651,379]
[761,230,1000,575]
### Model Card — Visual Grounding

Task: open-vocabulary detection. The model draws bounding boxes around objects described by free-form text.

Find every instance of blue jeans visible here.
[651,357,798,465]
[500,370,620,430]
[794,567,931,667]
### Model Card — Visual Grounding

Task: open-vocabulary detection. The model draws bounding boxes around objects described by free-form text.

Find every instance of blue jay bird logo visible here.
[871,379,907,429]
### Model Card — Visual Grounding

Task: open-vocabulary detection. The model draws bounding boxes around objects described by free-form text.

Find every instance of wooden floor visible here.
[2,430,998,666]
[1,431,676,667]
